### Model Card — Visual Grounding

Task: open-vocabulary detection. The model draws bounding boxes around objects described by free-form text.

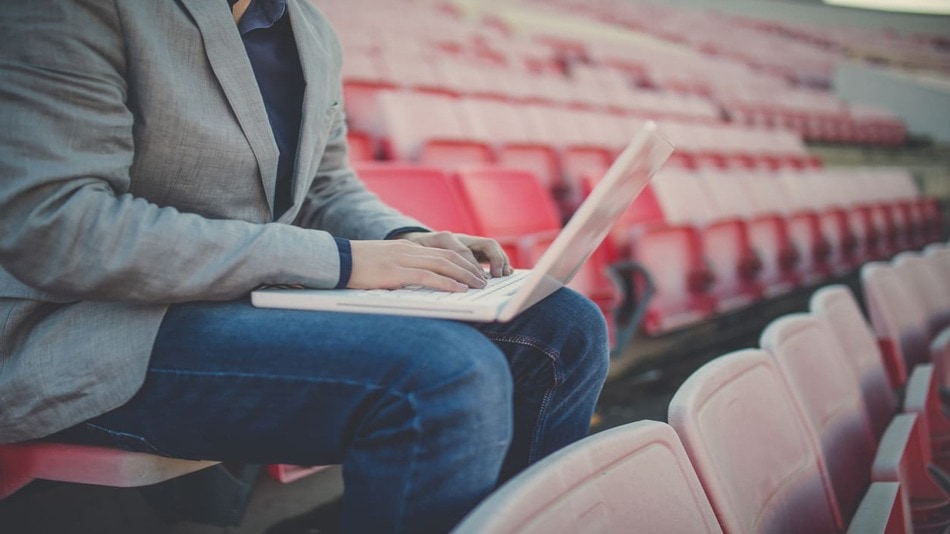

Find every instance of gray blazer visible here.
[0,0,425,443]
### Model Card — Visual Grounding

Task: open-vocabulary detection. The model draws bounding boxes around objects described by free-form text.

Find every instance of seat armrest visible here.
[846,482,909,534]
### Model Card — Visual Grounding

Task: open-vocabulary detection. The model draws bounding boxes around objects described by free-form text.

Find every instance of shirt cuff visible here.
[334,237,352,289]
[385,227,431,240]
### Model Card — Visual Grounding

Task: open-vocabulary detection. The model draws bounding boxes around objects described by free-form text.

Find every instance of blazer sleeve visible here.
[0,1,347,303]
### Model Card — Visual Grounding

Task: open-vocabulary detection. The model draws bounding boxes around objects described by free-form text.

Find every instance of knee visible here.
[548,289,611,377]
[390,325,514,430]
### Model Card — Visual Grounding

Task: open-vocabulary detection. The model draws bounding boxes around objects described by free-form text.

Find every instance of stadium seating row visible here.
[623,164,940,334]
[453,242,950,533]
[2,0,943,521]
[319,0,916,147]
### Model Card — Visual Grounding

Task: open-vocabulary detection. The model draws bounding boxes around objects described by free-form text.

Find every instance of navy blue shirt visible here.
[228,1,425,288]
[229,0,303,219]
[228,0,357,287]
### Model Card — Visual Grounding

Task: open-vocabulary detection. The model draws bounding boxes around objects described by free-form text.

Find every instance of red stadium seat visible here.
[452,167,562,267]
[0,443,218,500]
[346,130,375,163]
[700,169,799,297]
[341,52,397,137]
[652,168,763,312]
[458,98,562,194]
[452,167,623,347]
[354,163,478,235]
[581,170,716,335]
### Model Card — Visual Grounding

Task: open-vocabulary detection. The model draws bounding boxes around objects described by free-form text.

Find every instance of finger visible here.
[415,233,485,277]
[404,252,487,289]
[397,267,485,293]
[395,267,471,292]
[420,239,488,282]
[463,237,511,278]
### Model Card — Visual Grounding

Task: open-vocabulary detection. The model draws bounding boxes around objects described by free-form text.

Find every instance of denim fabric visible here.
[50,288,609,533]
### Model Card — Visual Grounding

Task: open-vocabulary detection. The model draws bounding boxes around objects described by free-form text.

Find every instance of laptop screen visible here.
[499,121,675,321]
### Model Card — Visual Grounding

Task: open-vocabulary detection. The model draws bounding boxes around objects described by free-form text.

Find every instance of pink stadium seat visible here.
[377,91,493,168]
[856,200,898,259]
[894,252,950,337]
[920,198,944,243]
[668,349,909,533]
[346,130,375,163]
[861,262,933,380]
[651,168,763,312]
[0,442,218,500]
[759,315,876,522]
[341,52,396,137]
[757,312,947,526]
[924,244,950,281]
[809,285,898,438]
[582,171,716,335]
[458,99,562,194]
[786,170,859,273]
[809,286,950,472]
[354,163,478,235]
[902,365,950,459]
[700,169,799,297]
[519,105,619,216]
[818,206,861,273]
[774,171,836,283]
[453,421,722,534]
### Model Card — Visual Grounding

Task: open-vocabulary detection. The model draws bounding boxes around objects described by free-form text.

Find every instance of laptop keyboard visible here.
[362,271,531,302]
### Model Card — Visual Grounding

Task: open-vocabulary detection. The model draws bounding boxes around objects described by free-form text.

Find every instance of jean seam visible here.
[479,332,562,463]
[148,367,414,401]
[0,304,14,385]
[396,392,421,533]
[83,422,168,456]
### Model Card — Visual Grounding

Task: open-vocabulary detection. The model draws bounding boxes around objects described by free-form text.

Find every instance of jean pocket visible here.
[77,422,172,457]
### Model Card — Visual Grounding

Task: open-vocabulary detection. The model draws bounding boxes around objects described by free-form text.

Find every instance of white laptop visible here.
[251,121,674,322]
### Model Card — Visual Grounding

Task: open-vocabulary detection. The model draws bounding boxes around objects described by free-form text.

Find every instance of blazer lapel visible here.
[178,0,280,216]
[286,0,333,218]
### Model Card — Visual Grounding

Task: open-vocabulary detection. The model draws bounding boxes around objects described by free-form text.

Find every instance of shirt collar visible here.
[227,0,288,34]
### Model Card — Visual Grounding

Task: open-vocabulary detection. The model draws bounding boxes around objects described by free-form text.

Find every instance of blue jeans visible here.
[50,288,609,533]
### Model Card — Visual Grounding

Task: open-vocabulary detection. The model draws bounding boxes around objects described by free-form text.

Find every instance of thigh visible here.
[51,299,512,466]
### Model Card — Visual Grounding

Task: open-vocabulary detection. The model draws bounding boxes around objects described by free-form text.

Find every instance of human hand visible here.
[347,232,512,292]
[396,231,513,279]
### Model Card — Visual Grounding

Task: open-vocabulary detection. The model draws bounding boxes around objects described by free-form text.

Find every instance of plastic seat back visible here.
[452,421,722,534]
[355,163,478,235]
[0,443,218,500]
[668,349,842,533]
[453,167,561,238]
[378,91,492,167]
[810,285,898,440]
[893,252,950,336]
[760,314,877,523]
[453,167,562,268]
[861,262,932,374]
